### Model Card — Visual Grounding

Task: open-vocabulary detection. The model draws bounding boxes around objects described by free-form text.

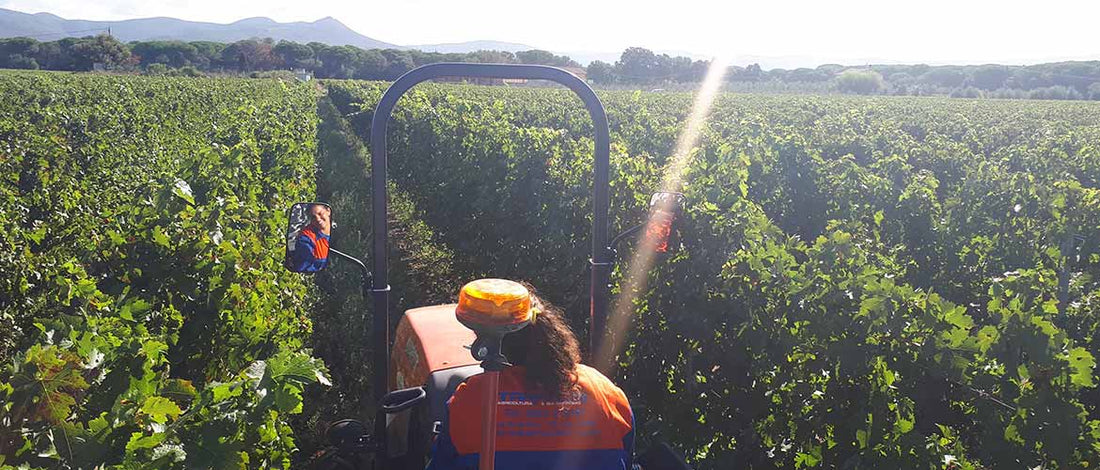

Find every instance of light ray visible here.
[595,55,730,371]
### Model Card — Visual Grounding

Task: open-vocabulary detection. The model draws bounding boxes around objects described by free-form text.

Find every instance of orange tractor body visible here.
[390,305,478,391]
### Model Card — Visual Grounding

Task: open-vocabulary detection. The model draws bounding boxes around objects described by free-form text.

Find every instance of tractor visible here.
[284,63,689,470]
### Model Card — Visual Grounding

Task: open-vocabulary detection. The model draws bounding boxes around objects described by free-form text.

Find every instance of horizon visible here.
[2,0,1099,69]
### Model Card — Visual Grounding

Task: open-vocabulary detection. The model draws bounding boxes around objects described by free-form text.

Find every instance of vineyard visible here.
[0,71,327,467]
[2,70,1100,469]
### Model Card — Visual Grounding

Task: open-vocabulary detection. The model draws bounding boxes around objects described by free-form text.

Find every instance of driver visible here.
[290,203,331,272]
[427,288,634,470]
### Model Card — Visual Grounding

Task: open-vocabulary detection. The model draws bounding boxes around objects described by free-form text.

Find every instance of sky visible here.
[2,0,1099,67]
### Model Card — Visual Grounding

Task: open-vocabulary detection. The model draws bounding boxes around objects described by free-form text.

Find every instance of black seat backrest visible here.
[426,364,484,428]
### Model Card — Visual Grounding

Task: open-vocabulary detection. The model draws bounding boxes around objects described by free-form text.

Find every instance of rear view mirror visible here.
[644,192,684,253]
[608,191,685,258]
[285,202,333,273]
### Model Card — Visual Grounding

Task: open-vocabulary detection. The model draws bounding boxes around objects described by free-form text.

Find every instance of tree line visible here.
[2,35,1099,99]
[591,47,1100,99]
[0,34,578,79]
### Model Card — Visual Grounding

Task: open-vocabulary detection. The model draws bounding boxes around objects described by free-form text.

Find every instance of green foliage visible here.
[835,69,885,95]
[515,49,578,67]
[0,36,582,79]
[3,69,1098,468]
[324,82,1100,469]
[0,71,327,468]
[290,95,462,459]
[588,60,616,85]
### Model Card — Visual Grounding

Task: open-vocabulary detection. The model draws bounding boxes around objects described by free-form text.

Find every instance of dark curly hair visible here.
[501,288,581,399]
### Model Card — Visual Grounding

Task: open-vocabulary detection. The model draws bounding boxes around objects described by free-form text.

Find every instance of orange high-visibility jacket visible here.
[427,364,634,470]
[291,226,329,271]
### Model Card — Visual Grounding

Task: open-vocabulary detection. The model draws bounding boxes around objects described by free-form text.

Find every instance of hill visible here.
[0,7,398,49]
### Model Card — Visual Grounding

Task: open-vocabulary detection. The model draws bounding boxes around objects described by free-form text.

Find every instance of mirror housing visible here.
[607,192,686,258]
[285,202,333,273]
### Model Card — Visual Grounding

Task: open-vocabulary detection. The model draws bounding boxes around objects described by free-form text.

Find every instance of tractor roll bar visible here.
[368,63,613,414]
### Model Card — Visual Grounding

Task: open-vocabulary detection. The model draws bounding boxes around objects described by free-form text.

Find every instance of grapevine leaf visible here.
[172,179,195,205]
[1066,347,1096,388]
[152,226,170,248]
[141,396,181,424]
[125,431,166,452]
[151,443,187,464]
[274,383,303,414]
[976,326,998,353]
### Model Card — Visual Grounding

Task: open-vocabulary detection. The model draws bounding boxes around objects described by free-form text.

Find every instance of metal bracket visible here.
[590,258,613,267]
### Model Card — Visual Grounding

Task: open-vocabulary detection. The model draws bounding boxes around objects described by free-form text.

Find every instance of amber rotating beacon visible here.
[456,278,536,361]
[455,278,536,470]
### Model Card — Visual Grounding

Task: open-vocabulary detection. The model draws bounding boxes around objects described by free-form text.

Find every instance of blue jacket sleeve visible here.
[426,399,471,470]
[623,412,635,467]
[290,233,316,272]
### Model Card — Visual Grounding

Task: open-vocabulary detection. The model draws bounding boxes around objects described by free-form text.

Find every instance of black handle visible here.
[380,386,427,414]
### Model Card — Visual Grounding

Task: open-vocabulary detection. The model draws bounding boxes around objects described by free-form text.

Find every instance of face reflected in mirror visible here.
[648,191,684,213]
[308,203,332,236]
[285,202,333,273]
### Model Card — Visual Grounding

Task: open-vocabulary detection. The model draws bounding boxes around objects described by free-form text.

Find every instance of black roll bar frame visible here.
[367,63,613,461]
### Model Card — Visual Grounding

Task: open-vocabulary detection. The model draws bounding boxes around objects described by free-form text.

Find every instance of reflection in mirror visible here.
[644,192,684,254]
[285,202,333,273]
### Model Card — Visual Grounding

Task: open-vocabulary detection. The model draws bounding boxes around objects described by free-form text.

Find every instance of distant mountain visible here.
[0,8,397,49]
[0,8,872,69]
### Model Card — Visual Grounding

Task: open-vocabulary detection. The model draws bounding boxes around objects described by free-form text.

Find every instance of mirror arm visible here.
[329,247,372,284]
[608,222,646,260]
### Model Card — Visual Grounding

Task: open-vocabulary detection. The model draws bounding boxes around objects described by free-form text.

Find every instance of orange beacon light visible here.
[456,278,536,334]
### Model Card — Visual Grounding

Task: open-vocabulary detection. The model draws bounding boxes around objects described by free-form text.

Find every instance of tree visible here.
[145,62,169,75]
[70,34,131,70]
[274,40,319,70]
[32,40,73,70]
[667,56,697,82]
[587,60,615,85]
[4,54,39,69]
[354,49,387,80]
[0,37,38,59]
[687,60,710,82]
[219,39,278,72]
[467,49,516,64]
[381,49,414,80]
[887,72,916,94]
[788,67,831,82]
[1029,85,1083,100]
[130,41,200,68]
[188,41,224,69]
[949,86,982,98]
[835,69,884,94]
[728,63,764,82]
[516,49,577,67]
[1089,82,1100,100]
[970,65,1012,90]
[920,68,966,88]
[617,47,660,83]
[0,37,40,70]
[314,44,358,78]
[1006,69,1051,90]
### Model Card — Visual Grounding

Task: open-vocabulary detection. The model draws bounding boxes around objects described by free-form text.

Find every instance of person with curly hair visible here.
[428,285,634,470]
